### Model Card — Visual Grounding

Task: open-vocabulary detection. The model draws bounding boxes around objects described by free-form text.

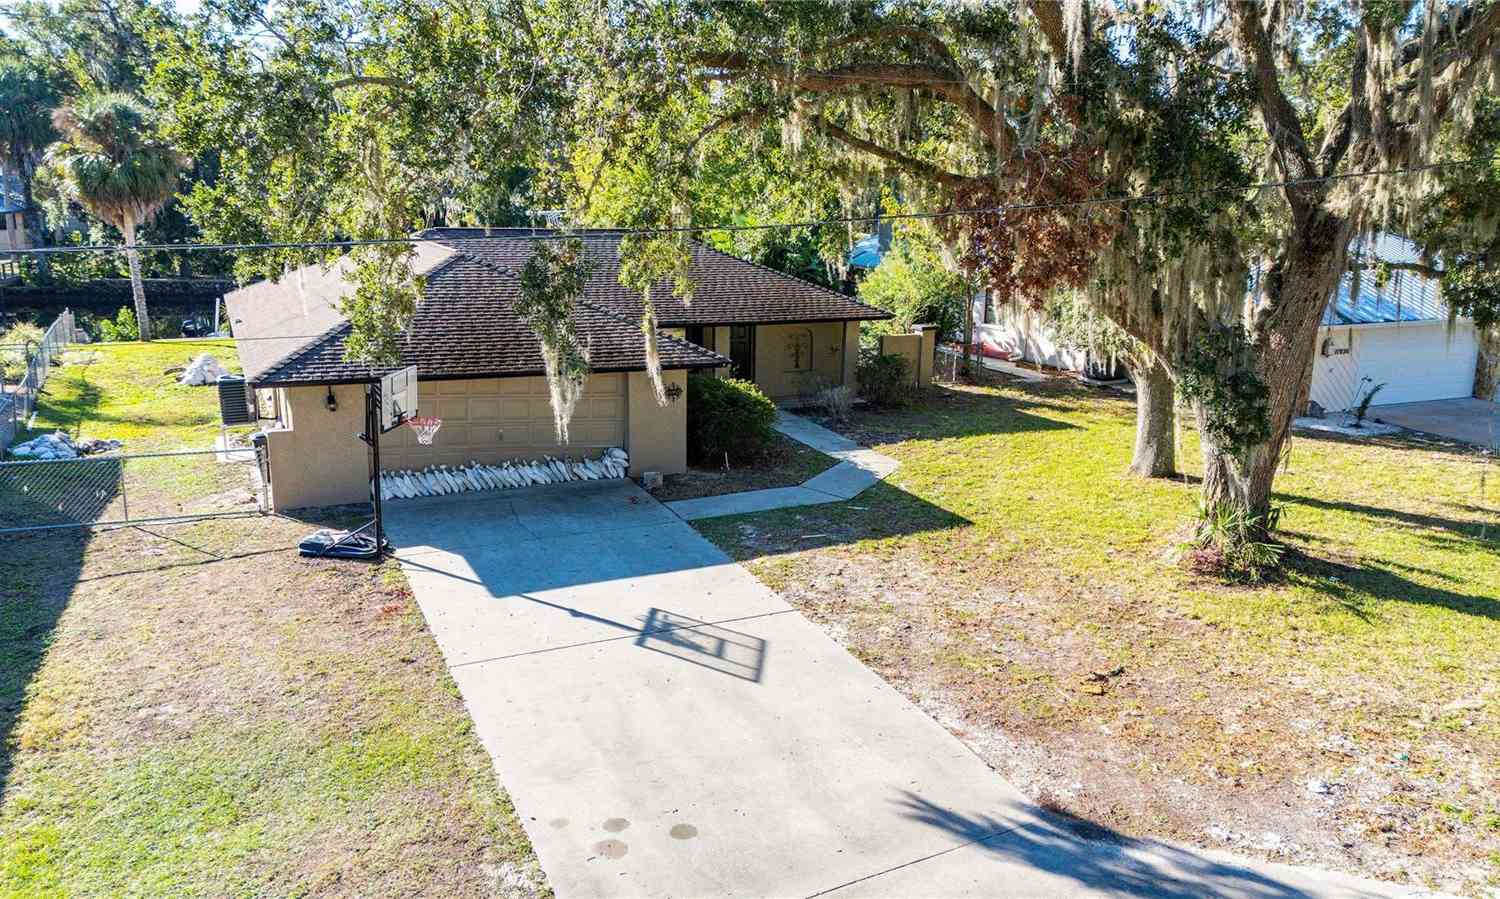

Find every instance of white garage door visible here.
[1309,322,1478,410]
[382,374,627,470]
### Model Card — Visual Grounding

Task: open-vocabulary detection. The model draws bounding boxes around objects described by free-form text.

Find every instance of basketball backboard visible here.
[379,366,418,432]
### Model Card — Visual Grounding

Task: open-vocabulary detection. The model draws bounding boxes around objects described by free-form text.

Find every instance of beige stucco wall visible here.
[752,321,850,401]
[263,383,371,510]
[879,333,923,390]
[262,372,686,511]
[626,369,687,477]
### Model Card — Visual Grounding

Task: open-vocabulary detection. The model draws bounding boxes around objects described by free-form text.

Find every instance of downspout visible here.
[839,320,849,388]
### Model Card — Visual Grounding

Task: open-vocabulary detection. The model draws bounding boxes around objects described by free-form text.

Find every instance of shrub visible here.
[687,374,776,466]
[0,323,46,380]
[857,351,915,407]
[98,307,139,342]
[813,384,854,422]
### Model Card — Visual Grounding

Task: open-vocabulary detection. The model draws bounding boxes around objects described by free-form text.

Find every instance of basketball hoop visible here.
[406,416,443,445]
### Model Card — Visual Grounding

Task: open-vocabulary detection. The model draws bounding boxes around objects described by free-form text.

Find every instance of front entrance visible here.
[728,325,756,381]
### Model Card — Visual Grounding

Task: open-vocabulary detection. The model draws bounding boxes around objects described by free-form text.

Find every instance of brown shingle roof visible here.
[424,228,892,326]
[250,254,728,386]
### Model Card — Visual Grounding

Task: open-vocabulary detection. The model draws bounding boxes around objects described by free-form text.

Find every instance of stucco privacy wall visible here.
[753,321,851,401]
[261,371,686,510]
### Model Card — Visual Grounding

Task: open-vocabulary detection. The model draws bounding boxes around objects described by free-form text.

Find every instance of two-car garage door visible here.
[382,374,627,470]
[1309,321,1479,411]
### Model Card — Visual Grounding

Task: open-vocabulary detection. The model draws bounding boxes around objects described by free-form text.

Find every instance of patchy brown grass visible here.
[0,514,548,897]
[651,433,835,502]
[695,377,1500,897]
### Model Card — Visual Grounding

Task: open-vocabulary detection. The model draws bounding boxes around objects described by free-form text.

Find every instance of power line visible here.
[19,154,1497,256]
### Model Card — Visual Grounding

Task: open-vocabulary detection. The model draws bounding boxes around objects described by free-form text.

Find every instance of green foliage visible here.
[515,238,595,442]
[98,307,139,342]
[857,351,915,407]
[857,241,967,338]
[0,323,46,380]
[1353,381,1387,426]
[1186,501,1285,585]
[686,375,776,466]
[1176,325,1270,457]
[340,248,423,367]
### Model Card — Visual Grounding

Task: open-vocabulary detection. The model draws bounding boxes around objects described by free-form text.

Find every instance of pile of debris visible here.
[7,431,123,460]
[380,448,628,500]
[178,353,231,386]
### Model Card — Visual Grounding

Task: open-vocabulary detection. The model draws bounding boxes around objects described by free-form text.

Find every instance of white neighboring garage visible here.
[1308,242,1480,412]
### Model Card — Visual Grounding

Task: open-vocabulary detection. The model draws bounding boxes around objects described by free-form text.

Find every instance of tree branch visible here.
[1228,5,1318,210]
[329,75,407,91]
[804,113,978,189]
[699,55,1008,151]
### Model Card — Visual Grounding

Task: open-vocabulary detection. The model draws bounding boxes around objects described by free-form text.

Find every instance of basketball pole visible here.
[362,380,386,555]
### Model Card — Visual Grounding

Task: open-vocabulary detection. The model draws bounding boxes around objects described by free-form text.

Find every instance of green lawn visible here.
[695,376,1500,894]
[20,338,243,453]
[1,341,546,897]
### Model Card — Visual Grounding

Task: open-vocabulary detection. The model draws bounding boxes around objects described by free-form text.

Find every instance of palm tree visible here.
[48,93,183,340]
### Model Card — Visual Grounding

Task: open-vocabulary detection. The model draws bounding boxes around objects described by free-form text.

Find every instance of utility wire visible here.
[19,155,1497,257]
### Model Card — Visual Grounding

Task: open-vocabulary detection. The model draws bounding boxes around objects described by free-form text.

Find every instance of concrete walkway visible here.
[389,481,1414,898]
[666,412,900,521]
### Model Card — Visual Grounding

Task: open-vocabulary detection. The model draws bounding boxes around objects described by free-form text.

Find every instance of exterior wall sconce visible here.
[325,387,338,412]
[665,382,684,403]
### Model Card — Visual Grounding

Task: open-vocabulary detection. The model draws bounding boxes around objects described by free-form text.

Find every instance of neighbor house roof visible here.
[423,228,893,326]
[1322,235,1446,326]
[229,247,728,387]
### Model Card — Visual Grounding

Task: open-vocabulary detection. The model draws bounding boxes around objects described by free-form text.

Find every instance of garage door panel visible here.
[591,396,626,419]
[436,397,469,419]
[381,375,628,473]
[468,398,501,421]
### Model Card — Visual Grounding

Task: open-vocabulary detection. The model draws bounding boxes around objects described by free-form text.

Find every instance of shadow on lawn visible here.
[1285,549,1499,622]
[896,793,1378,898]
[835,383,1085,447]
[0,530,88,799]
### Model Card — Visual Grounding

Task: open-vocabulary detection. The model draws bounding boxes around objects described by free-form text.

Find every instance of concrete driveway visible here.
[388,480,1412,898]
[1372,398,1500,447]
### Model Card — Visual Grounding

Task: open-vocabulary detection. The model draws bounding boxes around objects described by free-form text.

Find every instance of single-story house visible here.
[970,236,1486,411]
[228,228,892,510]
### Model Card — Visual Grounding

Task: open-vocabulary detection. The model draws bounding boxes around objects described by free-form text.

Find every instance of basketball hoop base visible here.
[406,416,443,445]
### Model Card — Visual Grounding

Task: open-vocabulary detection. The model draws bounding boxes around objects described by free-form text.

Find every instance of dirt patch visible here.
[651,433,835,502]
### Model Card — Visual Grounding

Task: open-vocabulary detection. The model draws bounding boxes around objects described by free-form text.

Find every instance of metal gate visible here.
[0,446,266,534]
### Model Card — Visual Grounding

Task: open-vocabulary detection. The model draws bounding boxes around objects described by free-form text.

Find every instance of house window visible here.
[784,328,813,371]
[982,290,997,325]
[684,325,712,350]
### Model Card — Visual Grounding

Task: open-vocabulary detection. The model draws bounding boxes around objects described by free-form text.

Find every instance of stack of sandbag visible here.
[380,447,629,501]
[179,353,230,385]
[8,431,80,460]
[7,431,125,460]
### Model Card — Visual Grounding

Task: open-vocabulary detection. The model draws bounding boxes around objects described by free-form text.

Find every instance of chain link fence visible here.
[0,445,266,534]
[1,309,76,457]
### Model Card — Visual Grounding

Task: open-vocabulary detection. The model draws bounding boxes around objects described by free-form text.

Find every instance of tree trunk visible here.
[1128,351,1177,477]
[960,285,975,379]
[122,215,152,342]
[1196,217,1354,540]
[1476,326,1499,402]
